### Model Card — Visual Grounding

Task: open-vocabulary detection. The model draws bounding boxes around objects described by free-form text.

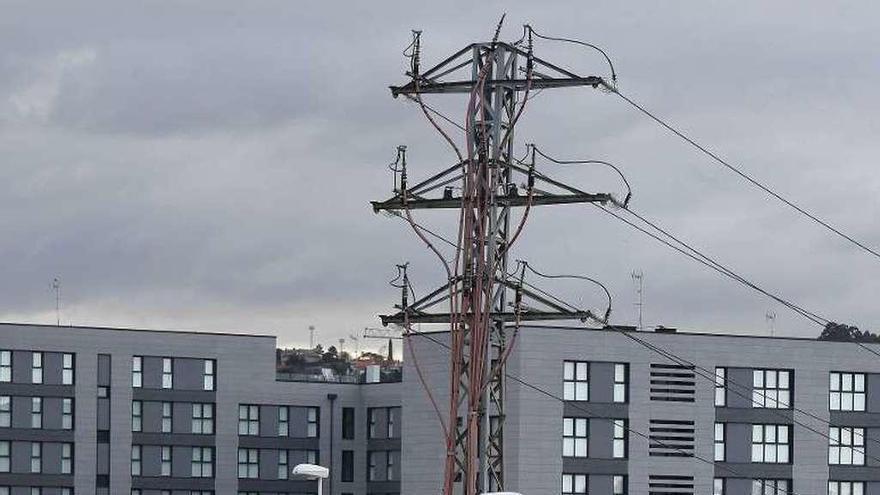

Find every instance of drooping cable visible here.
[389,265,449,438]
[517,260,612,323]
[527,25,617,85]
[532,146,632,207]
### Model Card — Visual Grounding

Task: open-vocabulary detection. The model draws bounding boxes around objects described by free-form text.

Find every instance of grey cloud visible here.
[1,0,879,349]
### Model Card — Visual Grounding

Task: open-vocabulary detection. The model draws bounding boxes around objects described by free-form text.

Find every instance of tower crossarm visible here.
[390,42,606,96]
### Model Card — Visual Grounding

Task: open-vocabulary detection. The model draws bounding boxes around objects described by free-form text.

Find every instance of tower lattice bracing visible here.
[372,25,616,495]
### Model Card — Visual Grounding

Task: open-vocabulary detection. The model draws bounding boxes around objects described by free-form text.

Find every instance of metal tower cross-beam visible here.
[373,25,614,495]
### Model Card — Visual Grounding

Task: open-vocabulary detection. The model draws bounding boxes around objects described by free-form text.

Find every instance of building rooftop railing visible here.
[276,368,402,384]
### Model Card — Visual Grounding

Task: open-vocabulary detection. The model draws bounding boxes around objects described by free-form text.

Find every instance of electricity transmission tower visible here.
[372,22,616,495]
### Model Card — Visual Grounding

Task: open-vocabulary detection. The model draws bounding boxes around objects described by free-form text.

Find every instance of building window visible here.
[387,407,397,438]
[161,446,172,476]
[562,473,587,494]
[368,408,377,438]
[132,400,142,432]
[62,353,74,385]
[29,442,41,473]
[237,448,258,479]
[829,481,865,495]
[751,424,791,463]
[130,445,141,475]
[191,447,213,478]
[238,405,259,435]
[714,478,725,495]
[277,449,288,479]
[563,361,589,401]
[162,358,173,389]
[829,427,865,465]
[613,363,628,403]
[613,419,627,458]
[132,356,143,388]
[278,406,289,436]
[61,443,73,474]
[32,352,43,384]
[192,403,214,434]
[203,360,215,391]
[367,451,377,481]
[342,407,355,439]
[715,367,727,406]
[613,475,627,495]
[62,398,73,429]
[31,397,42,428]
[715,423,726,461]
[30,489,40,495]
[307,407,319,437]
[0,351,10,382]
[752,369,792,409]
[0,397,8,427]
[0,441,9,472]
[830,373,866,411]
[342,450,354,482]
[562,417,588,457]
[752,479,790,495]
[98,386,109,398]
[162,402,173,433]
[386,451,396,480]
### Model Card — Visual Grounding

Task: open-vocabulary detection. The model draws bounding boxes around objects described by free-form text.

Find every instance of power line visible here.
[406,325,811,495]
[595,202,829,327]
[609,86,880,262]
[617,329,880,460]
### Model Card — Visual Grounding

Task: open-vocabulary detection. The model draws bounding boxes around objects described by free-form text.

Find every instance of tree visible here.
[818,322,880,343]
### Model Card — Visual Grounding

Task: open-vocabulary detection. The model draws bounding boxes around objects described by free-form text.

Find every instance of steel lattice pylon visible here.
[373,26,614,495]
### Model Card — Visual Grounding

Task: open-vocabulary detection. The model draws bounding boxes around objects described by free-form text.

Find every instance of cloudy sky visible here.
[2,1,878,350]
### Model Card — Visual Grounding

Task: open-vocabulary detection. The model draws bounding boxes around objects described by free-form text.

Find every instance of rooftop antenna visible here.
[349,334,360,357]
[308,325,316,349]
[52,277,61,326]
[766,310,777,337]
[631,270,644,331]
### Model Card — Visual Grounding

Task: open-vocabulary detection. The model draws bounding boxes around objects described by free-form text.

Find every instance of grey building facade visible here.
[403,325,880,495]
[0,323,400,495]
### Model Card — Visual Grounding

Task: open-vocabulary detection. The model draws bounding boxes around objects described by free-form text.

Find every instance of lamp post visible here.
[292,463,329,495]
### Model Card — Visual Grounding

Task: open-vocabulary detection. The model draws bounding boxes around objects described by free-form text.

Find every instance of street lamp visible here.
[292,463,329,495]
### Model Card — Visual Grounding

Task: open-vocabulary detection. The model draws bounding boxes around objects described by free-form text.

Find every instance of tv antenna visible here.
[631,270,644,331]
[766,310,777,336]
[348,334,361,357]
[52,277,61,326]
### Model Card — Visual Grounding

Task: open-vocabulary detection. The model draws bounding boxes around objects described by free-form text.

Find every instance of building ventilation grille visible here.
[650,363,696,402]
[649,419,695,457]
[649,474,695,495]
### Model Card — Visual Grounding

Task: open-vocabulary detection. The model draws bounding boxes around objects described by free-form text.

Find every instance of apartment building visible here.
[0,323,400,495]
[402,325,880,495]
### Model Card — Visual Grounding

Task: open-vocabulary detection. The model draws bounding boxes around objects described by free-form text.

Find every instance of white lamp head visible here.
[292,463,329,479]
